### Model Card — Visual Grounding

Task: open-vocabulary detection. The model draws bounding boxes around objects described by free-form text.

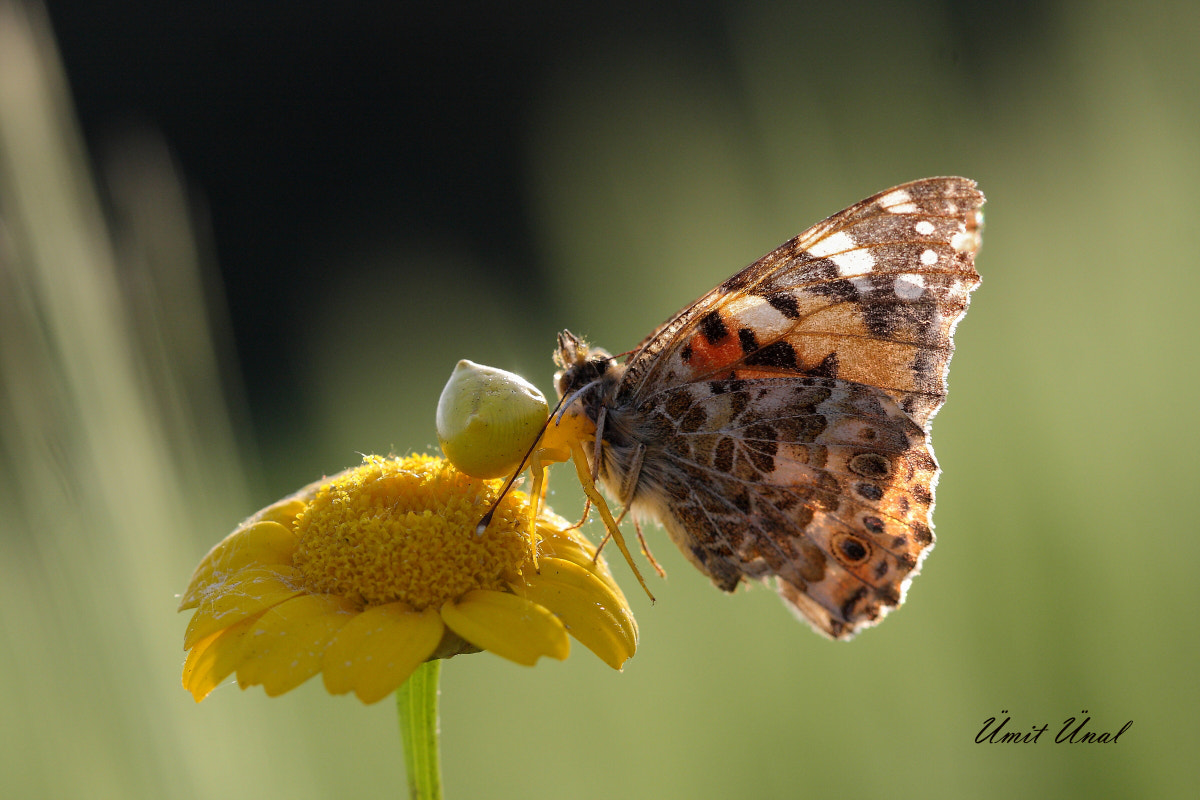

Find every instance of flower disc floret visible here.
[292,455,532,609]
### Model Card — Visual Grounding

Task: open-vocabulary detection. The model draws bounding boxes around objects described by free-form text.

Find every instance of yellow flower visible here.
[178,455,637,704]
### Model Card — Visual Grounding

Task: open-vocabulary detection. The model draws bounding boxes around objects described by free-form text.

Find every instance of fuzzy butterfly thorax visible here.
[549,178,983,639]
[553,330,650,494]
[554,330,619,405]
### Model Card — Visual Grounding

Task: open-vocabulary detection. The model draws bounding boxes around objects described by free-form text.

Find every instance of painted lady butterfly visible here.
[550,177,983,639]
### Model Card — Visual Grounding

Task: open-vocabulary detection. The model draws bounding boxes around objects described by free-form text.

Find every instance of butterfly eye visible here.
[436,360,549,479]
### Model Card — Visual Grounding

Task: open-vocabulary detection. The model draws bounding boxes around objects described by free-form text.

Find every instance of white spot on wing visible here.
[915,220,935,235]
[920,249,939,266]
[806,231,875,276]
[724,295,793,338]
[878,189,917,214]
[850,275,874,295]
[893,274,926,300]
[951,209,983,254]
[951,227,980,254]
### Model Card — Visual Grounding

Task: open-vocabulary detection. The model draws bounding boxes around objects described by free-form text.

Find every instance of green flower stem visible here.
[397,660,444,800]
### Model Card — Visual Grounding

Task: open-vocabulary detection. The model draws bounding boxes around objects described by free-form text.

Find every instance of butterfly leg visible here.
[611,442,666,578]
[612,440,642,524]
[587,405,617,544]
[632,518,666,578]
[568,497,594,532]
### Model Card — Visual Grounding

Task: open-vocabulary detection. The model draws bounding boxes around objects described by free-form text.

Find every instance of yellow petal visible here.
[257,498,306,528]
[182,612,265,702]
[179,521,298,610]
[235,594,358,696]
[183,566,304,650]
[536,531,624,595]
[322,602,444,704]
[440,589,569,666]
[511,557,637,669]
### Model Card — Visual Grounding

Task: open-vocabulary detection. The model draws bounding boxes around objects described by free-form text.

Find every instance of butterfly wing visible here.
[610,177,983,637]
[626,376,938,639]
[620,176,983,430]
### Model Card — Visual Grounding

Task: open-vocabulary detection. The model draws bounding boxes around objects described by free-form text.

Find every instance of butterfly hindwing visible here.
[626,374,938,638]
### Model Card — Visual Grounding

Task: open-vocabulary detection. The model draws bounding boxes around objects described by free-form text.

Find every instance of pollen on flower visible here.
[292,455,535,610]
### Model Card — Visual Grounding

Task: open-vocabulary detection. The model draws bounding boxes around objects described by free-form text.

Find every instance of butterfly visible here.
[550,177,983,639]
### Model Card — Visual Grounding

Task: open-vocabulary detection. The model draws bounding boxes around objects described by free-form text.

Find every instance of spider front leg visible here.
[534,405,655,600]
[566,439,655,602]
[523,446,560,569]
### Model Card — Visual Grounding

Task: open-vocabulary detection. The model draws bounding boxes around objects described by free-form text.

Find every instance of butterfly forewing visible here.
[623,176,983,429]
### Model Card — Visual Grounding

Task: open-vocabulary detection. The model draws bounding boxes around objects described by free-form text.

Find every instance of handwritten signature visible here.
[976,711,1132,744]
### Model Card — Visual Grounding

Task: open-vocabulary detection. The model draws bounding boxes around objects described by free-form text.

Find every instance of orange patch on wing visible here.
[683,334,745,376]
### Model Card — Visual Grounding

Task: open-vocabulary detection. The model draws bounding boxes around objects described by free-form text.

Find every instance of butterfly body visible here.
[554,177,983,639]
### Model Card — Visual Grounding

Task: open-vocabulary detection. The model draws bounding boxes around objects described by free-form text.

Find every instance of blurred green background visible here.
[2,0,1197,797]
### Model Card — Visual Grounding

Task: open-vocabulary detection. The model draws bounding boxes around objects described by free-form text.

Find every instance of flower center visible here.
[292,455,533,610]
